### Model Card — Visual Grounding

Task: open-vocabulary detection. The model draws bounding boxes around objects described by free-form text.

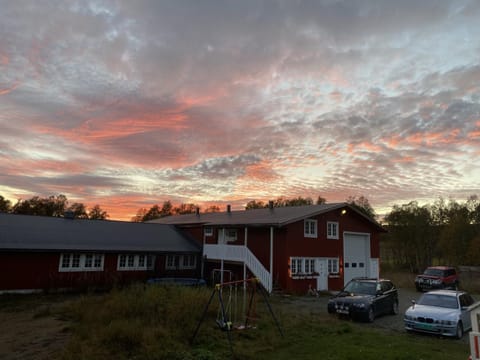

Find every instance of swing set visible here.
[191,277,284,358]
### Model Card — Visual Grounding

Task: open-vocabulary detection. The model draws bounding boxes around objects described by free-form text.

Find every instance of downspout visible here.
[270,226,274,292]
[244,226,248,290]
[220,228,225,285]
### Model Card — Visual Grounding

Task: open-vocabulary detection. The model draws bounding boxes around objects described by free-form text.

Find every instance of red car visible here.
[414,266,459,292]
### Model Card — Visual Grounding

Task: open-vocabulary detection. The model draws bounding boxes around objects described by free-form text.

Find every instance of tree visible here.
[245,200,266,210]
[12,194,67,217]
[132,208,148,222]
[174,203,198,215]
[0,195,11,213]
[346,195,376,219]
[67,202,88,219]
[434,199,474,265]
[316,196,327,205]
[204,205,220,213]
[384,201,435,272]
[88,205,109,220]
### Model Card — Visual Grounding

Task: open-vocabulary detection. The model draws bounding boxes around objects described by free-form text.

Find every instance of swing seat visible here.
[216,319,232,331]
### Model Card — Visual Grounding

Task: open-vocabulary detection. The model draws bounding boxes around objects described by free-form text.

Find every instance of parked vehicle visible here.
[404,289,477,339]
[327,278,399,322]
[415,266,459,292]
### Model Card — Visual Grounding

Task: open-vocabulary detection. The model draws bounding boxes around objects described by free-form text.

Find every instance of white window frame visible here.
[327,221,339,239]
[166,255,178,270]
[290,258,302,275]
[117,254,155,271]
[204,227,213,237]
[59,253,104,272]
[165,255,197,270]
[224,229,237,243]
[290,257,316,276]
[327,258,339,274]
[304,219,317,238]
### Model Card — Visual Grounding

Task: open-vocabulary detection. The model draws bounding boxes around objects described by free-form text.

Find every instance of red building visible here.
[0,213,201,293]
[152,203,386,294]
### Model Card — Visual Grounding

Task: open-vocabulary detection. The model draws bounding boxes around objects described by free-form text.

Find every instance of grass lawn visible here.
[53,284,470,360]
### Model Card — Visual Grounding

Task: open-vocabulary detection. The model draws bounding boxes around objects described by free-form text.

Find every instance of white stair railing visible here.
[203,244,272,292]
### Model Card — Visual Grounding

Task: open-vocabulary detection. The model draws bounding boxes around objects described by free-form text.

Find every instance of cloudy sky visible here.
[1,0,479,220]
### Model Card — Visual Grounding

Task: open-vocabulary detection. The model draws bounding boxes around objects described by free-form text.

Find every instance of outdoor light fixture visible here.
[341,209,347,215]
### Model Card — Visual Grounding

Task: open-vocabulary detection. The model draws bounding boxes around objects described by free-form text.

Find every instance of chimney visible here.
[196,207,200,216]
[227,204,231,213]
[269,200,274,210]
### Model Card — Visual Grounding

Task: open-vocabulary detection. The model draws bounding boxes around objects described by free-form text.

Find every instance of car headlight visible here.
[435,319,454,325]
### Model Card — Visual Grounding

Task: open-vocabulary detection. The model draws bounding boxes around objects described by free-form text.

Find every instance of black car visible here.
[327,278,399,322]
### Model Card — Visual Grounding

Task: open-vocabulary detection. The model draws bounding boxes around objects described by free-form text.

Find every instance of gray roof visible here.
[0,213,200,253]
[150,203,385,230]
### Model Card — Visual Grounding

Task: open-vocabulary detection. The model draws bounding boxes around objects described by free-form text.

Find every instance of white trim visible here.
[290,257,318,277]
[304,219,318,238]
[59,253,104,272]
[165,254,197,270]
[327,221,339,239]
[117,254,155,271]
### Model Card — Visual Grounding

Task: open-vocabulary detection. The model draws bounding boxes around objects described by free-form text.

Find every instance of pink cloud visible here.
[0,80,20,95]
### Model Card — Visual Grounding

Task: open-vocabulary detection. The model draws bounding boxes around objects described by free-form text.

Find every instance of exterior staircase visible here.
[203,244,272,292]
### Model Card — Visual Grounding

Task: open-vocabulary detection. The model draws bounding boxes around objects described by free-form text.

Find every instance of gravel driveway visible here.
[279,287,470,343]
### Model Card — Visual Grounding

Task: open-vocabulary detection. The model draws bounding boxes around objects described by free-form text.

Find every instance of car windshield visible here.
[343,281,376,295]
[417,294,459,309]
[423,268,445,277]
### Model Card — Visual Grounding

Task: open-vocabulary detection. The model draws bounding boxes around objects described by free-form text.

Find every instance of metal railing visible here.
[203,244,272,292]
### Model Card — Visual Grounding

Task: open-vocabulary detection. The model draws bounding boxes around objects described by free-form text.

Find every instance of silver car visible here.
[404,290,477,338]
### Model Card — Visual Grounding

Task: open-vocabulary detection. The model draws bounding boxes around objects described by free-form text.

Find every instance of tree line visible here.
[383,196,480,271]
[132,195,375,222]
[0,194,109,220]
[4,192,478,270]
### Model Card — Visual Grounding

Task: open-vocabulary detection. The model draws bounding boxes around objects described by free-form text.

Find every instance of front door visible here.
[316,259,328,291]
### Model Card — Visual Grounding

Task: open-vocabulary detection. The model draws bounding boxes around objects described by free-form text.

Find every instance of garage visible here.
[343,233,370,285]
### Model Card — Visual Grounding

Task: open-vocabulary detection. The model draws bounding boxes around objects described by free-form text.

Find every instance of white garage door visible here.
[344,233,370,285]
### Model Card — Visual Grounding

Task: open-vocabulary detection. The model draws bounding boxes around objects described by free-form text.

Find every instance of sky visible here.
[1,0,480,221]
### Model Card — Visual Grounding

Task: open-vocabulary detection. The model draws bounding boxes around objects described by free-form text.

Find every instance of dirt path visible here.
[0,296,72,360]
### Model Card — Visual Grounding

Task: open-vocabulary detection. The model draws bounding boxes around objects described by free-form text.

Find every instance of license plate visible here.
[416,323,433,330]
[336,309,349,315]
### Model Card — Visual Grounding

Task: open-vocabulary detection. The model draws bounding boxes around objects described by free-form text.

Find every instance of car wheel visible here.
[366,307,375,323]
[455,322,463,339]
[390,300,399,315]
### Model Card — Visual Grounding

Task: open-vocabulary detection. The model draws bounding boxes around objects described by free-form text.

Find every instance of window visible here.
[304,258,315,274]
[304,219,317,238]
[117,254,155,271]
[182,255,196,269]
[166,255,197,270]
[327,222,339,239]
[290,257,316,276]
[224,229,237,242]
[138,255,146,268]
[327,258,339,274]
[84,254,93,268]
[166,255,178,269]
[61,254,71,269]
[291,258,302,275]
[72,254,80,268]
[204,227,213,237]
[59,253,104,272]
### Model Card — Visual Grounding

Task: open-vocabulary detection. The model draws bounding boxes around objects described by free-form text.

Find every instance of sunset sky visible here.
[1,1,479,221]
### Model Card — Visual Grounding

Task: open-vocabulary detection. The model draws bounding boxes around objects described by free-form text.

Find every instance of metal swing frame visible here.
[190,277,284,359]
